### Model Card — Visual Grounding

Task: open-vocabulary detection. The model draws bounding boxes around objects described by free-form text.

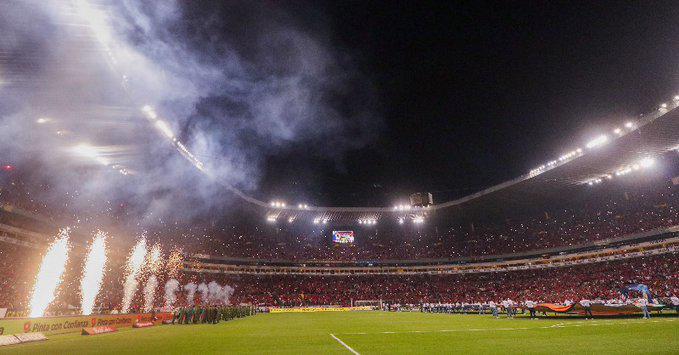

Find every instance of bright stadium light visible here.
[288,217,295,223]
[266,215,277,223]
[659,103,668,110]
[674,95,679,102]
[398,217,405,225]
[586,134,609,149]
[639,157,655,168]
[613,127,622,135]
[624,122,634,129]
[72,143,98,159]
[155,120,175,139]
[413,216,424,224]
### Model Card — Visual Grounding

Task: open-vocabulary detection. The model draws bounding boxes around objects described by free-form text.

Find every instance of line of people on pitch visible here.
[172,306,223,325]
[421,300,537,318]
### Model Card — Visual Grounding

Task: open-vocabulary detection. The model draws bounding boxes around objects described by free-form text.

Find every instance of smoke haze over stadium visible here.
[1,0,678,230]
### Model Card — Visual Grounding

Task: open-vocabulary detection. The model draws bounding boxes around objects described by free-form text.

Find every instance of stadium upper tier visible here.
[1,175,678,263]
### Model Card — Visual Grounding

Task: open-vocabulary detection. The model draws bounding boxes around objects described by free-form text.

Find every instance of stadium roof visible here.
[253,101,679,223]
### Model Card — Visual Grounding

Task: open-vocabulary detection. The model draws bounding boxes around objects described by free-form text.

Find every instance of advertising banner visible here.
[0,312,171,336]
[269,306,372,313]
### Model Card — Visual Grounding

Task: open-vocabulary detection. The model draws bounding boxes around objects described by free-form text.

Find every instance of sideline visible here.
[330,333,361,355]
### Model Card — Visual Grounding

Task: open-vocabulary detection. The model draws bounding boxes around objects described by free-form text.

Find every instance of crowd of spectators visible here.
[0,234,676,314]
[189,182,679,261]
[213,253,678,307]
[1,174,678,315]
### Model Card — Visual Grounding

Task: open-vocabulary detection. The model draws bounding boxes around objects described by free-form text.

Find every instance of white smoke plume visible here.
[208,281,235,306]
[0,0,379,227]
[183,282,197,306]
[197,282,209,304]
[164,278,180,308]
[143,275,158,312]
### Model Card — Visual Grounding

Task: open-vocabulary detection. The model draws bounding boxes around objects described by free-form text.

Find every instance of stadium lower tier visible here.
[203,253,678,306]
[1,238,676,315]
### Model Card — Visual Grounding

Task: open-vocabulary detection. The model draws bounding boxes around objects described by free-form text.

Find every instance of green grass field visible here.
[1,312,677,354]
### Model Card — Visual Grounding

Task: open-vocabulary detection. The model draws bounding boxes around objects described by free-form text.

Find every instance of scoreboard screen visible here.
[332,231,355,244]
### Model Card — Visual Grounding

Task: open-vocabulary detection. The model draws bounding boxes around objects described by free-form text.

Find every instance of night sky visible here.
[257,0,679,206]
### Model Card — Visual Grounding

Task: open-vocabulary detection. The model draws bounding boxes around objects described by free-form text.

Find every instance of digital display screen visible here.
[332,231,355,244]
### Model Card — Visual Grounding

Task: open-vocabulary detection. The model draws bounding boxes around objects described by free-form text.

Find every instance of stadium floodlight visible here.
[613,128,622,135]
[72,143,99,159]
[413,216,424,224]
[639,157,655,168]
[270,202,276,207]
[154,120,174,139]
[398,217,405,225]
[674,95,679,102]
[266,215,276,223]
[624,122,634,129]
[313,218,320,225]
[288,217,295,223]
[586,134,609,149]
[660,103,668,110]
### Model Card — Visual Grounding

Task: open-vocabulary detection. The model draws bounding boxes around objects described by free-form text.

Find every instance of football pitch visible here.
[1,312,677,354]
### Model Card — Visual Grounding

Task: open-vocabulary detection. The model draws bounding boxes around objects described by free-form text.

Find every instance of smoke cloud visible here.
[183,282,197,305]
[0,0,379,227]
[164,278,180,308]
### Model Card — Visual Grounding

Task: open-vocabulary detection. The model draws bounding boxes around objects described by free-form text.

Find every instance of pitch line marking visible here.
[330,333,361,355]
[337,318,678,336]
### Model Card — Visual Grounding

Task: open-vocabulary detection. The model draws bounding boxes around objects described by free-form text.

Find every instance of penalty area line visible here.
[330,333,361,355]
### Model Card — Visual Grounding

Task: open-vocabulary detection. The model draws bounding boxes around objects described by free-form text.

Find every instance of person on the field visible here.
[580,298,593,319]
[172,308,179,324]
[525,300,536,319]
[639,297,651,319]
[489,301,499,318]
[670,295,679,313]
[502,299,513,318]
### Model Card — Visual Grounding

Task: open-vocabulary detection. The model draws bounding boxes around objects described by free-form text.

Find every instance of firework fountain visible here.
[165,248,183,279]
[28,228,71,317]
[80,231,108,315]
[143,243,163,312]
[121,237,147,313]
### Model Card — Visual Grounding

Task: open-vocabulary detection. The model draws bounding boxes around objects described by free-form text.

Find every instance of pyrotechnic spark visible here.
[146,243,163,274]
[29,228,71,317]
[165,248,183,279]
[80,231,108,315]
[121,237,147,313]
[143,275,158,313]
